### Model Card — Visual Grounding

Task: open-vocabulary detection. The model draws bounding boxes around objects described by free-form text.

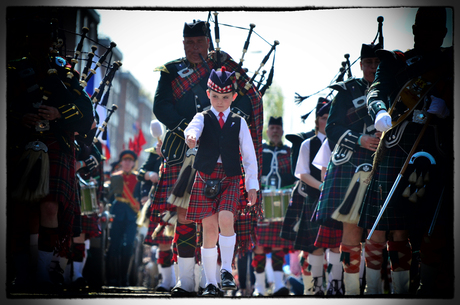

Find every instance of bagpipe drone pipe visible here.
[294,15,384,121]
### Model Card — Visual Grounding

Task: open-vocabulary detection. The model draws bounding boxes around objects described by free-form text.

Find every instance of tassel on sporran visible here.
[168,149,197,208]
[332,163,372,224]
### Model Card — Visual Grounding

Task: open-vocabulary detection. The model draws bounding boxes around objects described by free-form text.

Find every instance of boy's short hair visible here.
[207,66,236,94]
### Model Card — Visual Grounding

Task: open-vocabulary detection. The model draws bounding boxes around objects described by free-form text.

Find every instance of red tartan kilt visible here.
[186,164,240,223]
[150,163,181,213]
[46,138,76,205]
[255,221,294,249]
[314,225,342,249]
[144,222,173,245]
[144,221,174,245]
[146,162,179,241]
[80,213,101,239]
[234,211,256,255]
[45,137,79,254]
[145,161,180,245]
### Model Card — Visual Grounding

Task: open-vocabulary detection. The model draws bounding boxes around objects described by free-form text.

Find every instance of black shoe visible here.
[220,269,237,291]
[171,286,195,297]
[272,286,290,296]
[201,284,223,297]
[155,285,170,293]
[197,286,206,296]
[71,277,88,289]
[49,262,64,286]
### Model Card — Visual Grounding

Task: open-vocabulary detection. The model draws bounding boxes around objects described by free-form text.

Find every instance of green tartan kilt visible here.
[280,185,304,241]
[315,146,374,230]
[359,123,448,231]
[294,195,321,252]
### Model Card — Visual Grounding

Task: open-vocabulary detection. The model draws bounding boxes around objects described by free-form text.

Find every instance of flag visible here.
[129,129,147,156]
[129,138,134,152]
[138,128,147,147]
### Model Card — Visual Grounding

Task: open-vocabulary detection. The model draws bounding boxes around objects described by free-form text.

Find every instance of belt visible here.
[115,197,130,203]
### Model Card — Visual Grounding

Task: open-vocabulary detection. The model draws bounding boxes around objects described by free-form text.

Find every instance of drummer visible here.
[252,117,297,296]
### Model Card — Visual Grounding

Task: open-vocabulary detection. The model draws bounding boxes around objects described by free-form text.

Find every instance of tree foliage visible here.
[261,82,284,143]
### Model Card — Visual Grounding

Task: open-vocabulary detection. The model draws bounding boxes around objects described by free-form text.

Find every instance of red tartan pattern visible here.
[170,56,264,205]
[80,213,101,240]
[314,225,342,249]
[152,53,263,259]
[255,221,294,249]
[235,211,256,256]
[211,54,264,222]
[46,138,78,256]
[275,145,292,177]
[144,221,174,245]
[171,62,209,102]
[145,162,180,242]
[144,161,175,245]
[186,163,240,223]
[300,252,311,275]
[150,162,180,217]
[175,222,195,236]
[157,249,173,265]
[251,253,266,272]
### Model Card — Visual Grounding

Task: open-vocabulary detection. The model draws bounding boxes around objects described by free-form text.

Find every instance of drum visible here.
[80,182,98,215]
[261,189,292,221]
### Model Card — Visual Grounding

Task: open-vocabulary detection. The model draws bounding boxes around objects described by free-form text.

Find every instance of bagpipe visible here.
[290,16,386,225]
[167,11,278,220]
[61,25,121,154]
[367,59,453,239]
[294,16,384,120]
[204,11,279,97]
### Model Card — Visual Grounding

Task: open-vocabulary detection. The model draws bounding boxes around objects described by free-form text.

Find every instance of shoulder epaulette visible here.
[154,58,183,73]
[328,77,358,92]
[154,65,169,73]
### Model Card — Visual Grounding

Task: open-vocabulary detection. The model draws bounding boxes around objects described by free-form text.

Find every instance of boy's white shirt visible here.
[312,137,331,171]
[184,106,259,191]
[295,131,326,177]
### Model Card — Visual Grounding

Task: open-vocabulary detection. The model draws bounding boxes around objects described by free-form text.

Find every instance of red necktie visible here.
[219,112,224,128]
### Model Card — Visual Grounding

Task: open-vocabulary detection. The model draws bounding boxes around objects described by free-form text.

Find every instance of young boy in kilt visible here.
[184,67,259,297]
[293,100,345,295]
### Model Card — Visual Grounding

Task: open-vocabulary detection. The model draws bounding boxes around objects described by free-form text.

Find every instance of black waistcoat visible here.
[305,135,322,199]
[194,110,242,176]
